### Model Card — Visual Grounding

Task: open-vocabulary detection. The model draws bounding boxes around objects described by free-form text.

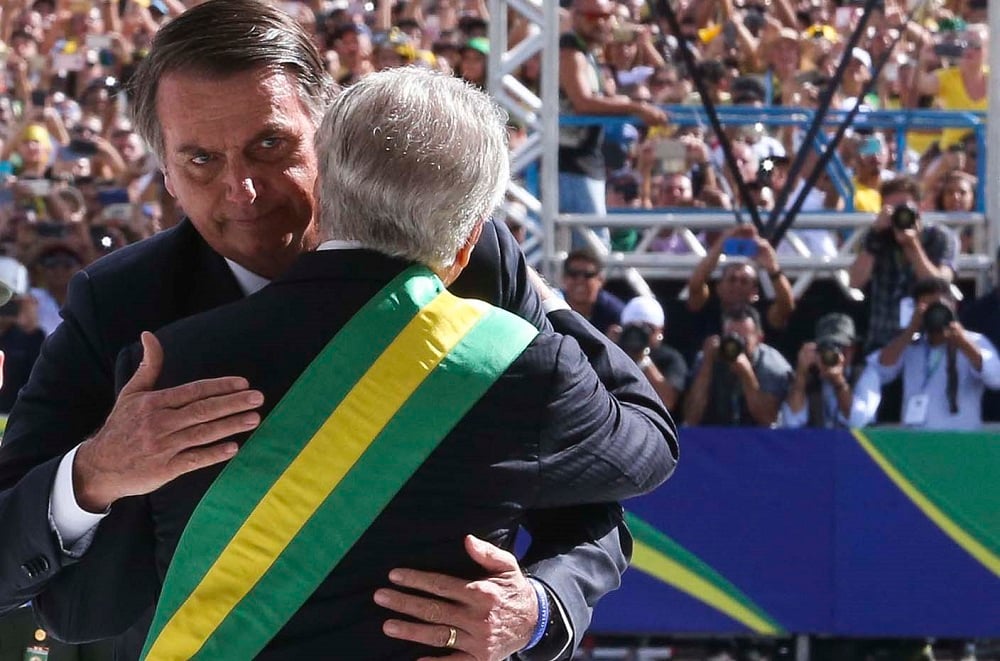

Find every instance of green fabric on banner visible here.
[863,429,1000,558]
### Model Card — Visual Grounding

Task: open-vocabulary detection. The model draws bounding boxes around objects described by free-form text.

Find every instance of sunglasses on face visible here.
[564,268,600,280]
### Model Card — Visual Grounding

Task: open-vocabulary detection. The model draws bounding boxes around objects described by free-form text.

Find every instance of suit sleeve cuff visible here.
[515,579,573,661]
[49,445,107,555]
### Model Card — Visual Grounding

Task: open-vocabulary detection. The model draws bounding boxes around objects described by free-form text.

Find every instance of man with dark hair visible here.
[34,67,677,660]
[560,247,625,335]
[855,277,1000,429]
[679,225,795,361]
[684,303,792,426]
[849,174,958,353]
[0,2,638,659]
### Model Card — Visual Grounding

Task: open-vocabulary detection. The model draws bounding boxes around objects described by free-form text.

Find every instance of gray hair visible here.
[315,67,510,269]
[129,0,336,159]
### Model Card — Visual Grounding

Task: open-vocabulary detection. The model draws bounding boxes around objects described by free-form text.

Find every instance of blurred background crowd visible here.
[0,0,995,434]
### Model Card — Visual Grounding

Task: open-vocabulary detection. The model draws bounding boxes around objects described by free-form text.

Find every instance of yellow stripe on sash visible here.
[144,291,488,661]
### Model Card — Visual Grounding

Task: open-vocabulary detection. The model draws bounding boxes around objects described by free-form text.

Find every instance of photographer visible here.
[683,304,792,427]
[848,175,958,353]
[781,313,869,429]
[0,256,41,413]
[860,277,1000,430]
[615,296,688,414]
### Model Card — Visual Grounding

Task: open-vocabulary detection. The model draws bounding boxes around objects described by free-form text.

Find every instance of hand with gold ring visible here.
[373,535,537,660]
[444,626,458,649]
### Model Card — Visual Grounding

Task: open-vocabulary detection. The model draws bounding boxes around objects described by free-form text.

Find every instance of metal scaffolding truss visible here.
[485,0,999,299]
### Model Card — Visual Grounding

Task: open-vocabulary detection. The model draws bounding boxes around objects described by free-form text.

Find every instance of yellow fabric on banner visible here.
[145,292,488,661]
[631,540,781,635]
[851,430,1000,580]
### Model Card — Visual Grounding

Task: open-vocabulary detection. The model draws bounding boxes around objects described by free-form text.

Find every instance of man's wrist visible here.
[521,578,550,652]
[830,376,850,393]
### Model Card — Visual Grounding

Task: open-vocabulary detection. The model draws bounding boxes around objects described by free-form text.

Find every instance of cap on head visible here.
[621,296,665,327]
[815,312,856,347]
[0,256,29,307]
[850,47,872,69]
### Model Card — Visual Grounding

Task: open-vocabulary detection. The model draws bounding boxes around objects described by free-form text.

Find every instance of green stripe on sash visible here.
[141,266,537,660]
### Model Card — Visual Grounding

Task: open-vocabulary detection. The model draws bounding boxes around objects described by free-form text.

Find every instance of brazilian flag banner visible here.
[140,266,538,661]
[594,427,1000,638]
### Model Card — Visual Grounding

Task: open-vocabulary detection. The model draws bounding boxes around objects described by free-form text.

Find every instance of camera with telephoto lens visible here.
[719,333,746,362]
[923,301,955,334]
[817,341,842,368]
[890,203,919,231]
[619,323,652,356]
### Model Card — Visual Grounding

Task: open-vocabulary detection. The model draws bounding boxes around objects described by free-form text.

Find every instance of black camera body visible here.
[719,333,746,362]
[865,203,920,254]
[923,301,955,335]
[933,40,968,59]
[890,203,919,231]
[619,323,652,356]
[817,341,842,368]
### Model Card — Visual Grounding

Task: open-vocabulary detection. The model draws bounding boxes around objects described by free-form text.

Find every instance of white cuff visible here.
[542,298,570,314]
[50,445,107,549]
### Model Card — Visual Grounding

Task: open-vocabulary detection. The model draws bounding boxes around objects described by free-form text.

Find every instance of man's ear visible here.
[162,169,176,198]
[454,221,485,271]
[437,221,485,285]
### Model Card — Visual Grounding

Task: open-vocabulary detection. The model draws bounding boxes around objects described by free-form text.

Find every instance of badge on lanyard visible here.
[903,393,930,426]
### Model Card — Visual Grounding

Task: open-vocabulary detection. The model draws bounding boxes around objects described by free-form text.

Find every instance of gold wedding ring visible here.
[444,626,458,649]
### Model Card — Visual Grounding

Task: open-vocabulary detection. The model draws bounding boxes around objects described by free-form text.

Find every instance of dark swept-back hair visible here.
[911,276,953,301]
[130,0,337,158]
[879,174,923,203]
[722,302,762,331]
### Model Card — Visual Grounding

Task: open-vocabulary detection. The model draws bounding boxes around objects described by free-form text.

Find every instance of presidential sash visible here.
[140,266,538,661]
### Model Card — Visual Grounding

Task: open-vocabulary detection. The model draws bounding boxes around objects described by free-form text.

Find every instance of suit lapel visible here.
[171,220,245,317]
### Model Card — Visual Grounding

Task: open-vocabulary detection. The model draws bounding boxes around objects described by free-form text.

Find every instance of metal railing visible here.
[507,107,993,297]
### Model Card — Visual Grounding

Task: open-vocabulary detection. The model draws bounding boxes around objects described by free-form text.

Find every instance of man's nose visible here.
[224,163,258,205]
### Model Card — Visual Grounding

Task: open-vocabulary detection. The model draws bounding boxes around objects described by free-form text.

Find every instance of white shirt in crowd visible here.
[852,332,1000,430]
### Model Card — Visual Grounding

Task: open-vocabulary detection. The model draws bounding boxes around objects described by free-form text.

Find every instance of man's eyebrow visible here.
[172,124,297,156]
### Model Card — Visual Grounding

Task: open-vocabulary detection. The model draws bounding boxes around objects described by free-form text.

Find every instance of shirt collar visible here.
[224,241,369,296]
[317,239,367,251]
[224,258,271,297]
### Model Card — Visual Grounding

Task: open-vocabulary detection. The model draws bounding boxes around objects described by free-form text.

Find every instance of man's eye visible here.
[260,137,282,149]
[190,154,211,166]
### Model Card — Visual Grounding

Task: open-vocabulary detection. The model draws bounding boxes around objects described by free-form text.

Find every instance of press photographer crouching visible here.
[848,175,958,354]
[683,304,793,427]
[781,313,869,429]
[615,296,688,414]
[859,278,1000,430]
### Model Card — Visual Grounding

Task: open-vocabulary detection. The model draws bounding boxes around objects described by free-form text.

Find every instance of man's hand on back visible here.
[72,332,264,512]
[374,535,538,661]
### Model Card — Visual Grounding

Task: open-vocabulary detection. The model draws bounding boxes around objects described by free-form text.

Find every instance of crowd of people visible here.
[554,0,987,256]
[560,230,1000,430]
[0,0,994,434]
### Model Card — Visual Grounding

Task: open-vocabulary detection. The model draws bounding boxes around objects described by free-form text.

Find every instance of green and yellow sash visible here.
[140,266,538,661]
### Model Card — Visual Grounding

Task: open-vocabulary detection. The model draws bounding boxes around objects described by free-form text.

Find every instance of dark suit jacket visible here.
[43,249,677,659]
[0,218,656,659]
